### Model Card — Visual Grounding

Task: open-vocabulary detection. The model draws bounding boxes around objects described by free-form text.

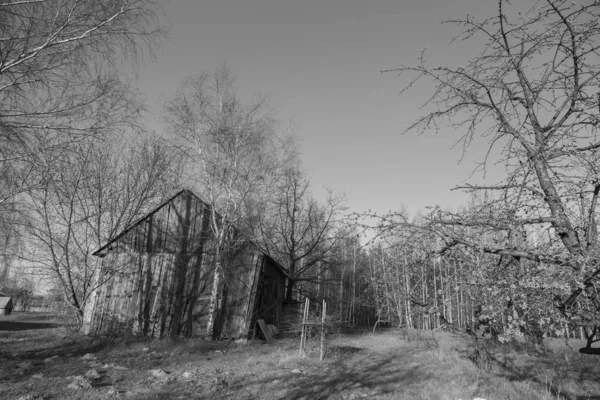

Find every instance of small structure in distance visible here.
[0,296,13,315]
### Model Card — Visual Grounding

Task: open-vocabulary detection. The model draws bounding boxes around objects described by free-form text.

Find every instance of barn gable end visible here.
[0,297,13,315]
[83,189,286,339]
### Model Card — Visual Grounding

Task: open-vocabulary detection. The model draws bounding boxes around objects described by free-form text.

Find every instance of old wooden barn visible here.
[82,189,287,339]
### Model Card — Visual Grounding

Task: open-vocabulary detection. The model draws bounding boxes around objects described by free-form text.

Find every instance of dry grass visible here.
[1,314,599,399]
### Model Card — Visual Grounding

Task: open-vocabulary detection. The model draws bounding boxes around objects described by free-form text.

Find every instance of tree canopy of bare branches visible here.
[0,0,164,205]
[0,0,166,326]
[23,134,181,326]
[388,0,600,339]
[257,168,346,301]
[164,64,296,336]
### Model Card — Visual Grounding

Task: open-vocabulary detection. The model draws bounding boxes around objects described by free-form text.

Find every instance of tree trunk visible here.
[170,195,192,338]
[285,277,296,302]
[446,259,452,323]
[433,257,439,329]
[206,242,223,339]
[421,261,428,330]
[285,258,297,302]
[351,242,356,326]
[339,260,344,321]
[440,258,446,321]
[404,260,412,329]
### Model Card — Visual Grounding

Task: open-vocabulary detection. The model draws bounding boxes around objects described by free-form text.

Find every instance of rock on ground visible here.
[67,375,92,390]
[84,368,101,380]
[81,353,97,361]
[44,355,60,364]
[149,369,172,382]
[16,361,34,372]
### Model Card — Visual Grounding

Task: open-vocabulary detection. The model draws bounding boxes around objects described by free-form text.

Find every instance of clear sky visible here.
[135,0,521,218]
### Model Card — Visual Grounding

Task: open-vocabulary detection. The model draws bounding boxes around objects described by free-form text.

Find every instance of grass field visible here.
[1,312,599,400]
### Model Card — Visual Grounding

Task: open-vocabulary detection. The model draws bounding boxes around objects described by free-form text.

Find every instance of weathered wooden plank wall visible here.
[87,190,286,339]
[219,248,260,338]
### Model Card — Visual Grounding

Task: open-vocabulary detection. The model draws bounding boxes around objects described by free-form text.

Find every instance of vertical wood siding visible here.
[88,190,286,339]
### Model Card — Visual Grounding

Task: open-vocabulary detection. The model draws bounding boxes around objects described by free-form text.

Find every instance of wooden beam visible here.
[257,319,273,343]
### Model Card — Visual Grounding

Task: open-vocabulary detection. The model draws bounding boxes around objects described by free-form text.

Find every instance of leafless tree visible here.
[0,0,164,217]
[389,0,600,346]
[23,135,180,327]
[164,64,294,337]
[258,168,346,302]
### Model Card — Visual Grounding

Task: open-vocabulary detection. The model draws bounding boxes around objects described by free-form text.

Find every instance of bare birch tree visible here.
[164,64,293,338]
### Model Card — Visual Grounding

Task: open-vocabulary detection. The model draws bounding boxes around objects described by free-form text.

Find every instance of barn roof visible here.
[0,297,12,309]
[91,189,289,276]
[92,189,207,257]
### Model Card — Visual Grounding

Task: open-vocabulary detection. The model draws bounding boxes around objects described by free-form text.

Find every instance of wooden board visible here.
[268,324,279,337]
[257,319,274,343]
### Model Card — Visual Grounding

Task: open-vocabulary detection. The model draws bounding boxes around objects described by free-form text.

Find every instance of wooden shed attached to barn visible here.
[82,189,287,339]
[0,297,13,315]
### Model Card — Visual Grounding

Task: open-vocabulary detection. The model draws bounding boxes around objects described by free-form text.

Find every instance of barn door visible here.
[256,276,278,324]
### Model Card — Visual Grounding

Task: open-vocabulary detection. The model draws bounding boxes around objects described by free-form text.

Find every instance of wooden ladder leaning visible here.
[298,298,327,360]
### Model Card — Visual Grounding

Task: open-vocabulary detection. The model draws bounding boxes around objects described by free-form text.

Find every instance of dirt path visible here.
[198,332,478,400]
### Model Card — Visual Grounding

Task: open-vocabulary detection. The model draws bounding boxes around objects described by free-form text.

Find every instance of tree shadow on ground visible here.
[213,347,433,400]
[326,345,364,356]
[137,349,432,400]
[9,313,59,322]
[0,336,111,360]
[0,320,58,331]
